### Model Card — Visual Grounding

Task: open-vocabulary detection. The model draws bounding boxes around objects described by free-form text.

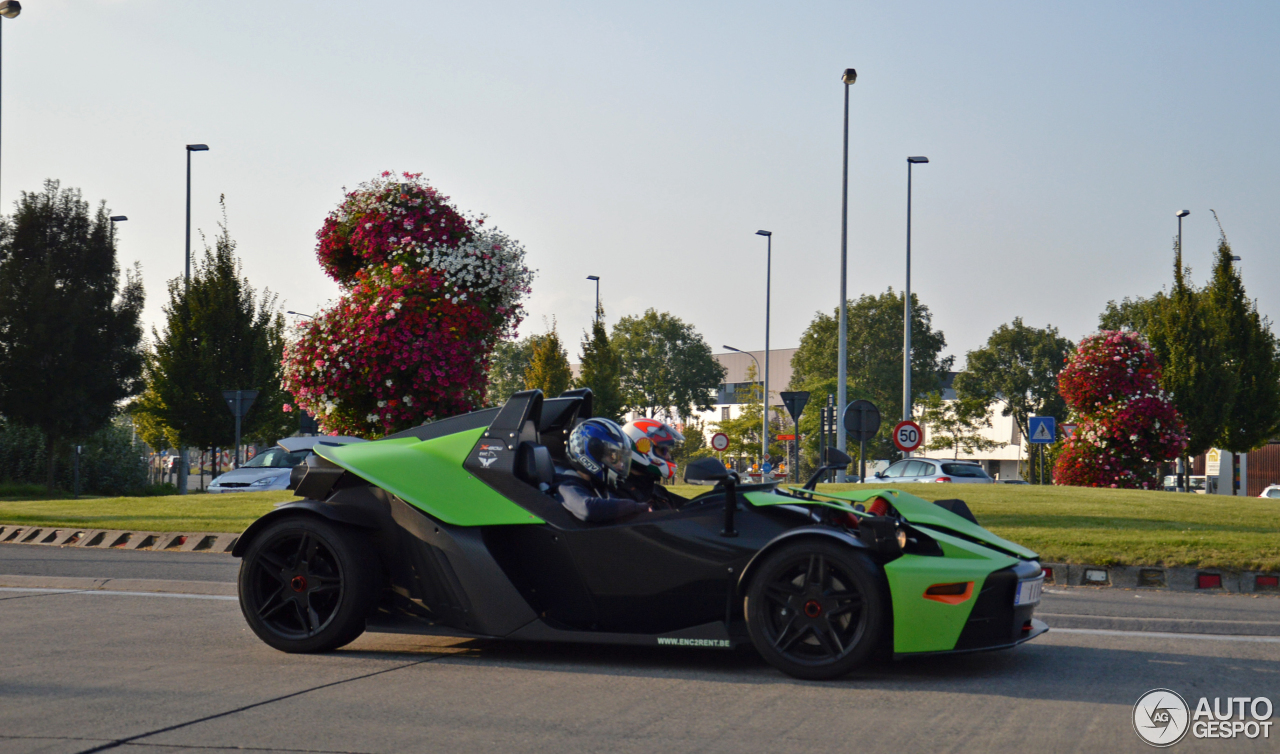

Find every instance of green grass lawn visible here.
[669,482,1280,572]
[0,491,292,533]
[2,483,1277,572]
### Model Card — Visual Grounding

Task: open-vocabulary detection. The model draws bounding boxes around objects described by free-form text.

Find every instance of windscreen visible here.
[244,448,310,468]
[941,463,989,478]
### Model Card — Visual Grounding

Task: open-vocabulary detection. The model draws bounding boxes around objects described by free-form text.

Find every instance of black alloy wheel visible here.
[238,516,379,653]
[745,540,888,680]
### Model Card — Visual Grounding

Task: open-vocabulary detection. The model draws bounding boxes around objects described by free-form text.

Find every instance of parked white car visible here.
[872,458,993,484]
[208,435,367,493]
[1259,485,1280,499]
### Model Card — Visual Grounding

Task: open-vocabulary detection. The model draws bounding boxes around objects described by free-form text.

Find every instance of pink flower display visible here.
[1054,331,1188,489]
[283,173,533,437]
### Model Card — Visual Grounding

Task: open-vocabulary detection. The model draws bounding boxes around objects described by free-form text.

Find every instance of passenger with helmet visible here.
[552,418,651,523]
[619,418,685,509]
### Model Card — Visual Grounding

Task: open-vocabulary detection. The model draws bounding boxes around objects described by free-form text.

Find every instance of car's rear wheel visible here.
[745,540,888,680]
[238,516,379,653]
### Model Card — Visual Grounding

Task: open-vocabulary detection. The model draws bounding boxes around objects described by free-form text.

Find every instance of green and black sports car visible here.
[233,388,1047,679]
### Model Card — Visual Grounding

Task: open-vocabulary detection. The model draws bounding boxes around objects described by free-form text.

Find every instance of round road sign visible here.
[892,420,923,453]
[710,432,729,452]
[842,399,881,442]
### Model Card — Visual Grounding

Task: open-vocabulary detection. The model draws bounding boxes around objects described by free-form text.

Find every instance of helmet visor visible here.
[593,436,632,478]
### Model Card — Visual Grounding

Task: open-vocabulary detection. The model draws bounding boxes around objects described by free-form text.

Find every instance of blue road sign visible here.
[1028,416,1056,444]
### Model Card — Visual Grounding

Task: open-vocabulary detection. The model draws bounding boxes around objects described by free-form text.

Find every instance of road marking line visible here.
[0,586,236,601]
[1053,627,1280,643]
[1040,612,1280,626]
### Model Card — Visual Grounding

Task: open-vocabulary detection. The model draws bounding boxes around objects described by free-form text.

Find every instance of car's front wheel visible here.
[238,516,379,653]
[745,540,888,680]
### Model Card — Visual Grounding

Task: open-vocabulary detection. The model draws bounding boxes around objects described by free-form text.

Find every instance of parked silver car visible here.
[208,435,368,493]
[207,447,311,493]
[873,458,993,484]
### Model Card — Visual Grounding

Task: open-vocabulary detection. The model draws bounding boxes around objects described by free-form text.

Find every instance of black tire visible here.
[744,540,889,680]
[238,516,380,653]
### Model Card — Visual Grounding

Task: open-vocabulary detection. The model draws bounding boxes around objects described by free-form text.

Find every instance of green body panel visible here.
[315,428,544,526]
[789,487,1038,560]
[885,530,1017,653]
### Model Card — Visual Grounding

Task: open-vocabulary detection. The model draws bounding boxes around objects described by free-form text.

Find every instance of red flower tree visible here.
[1054,331,1187,489]
[283,172,533,436]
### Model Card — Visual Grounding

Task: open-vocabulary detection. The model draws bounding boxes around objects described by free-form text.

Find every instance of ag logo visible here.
[1134,689,1190,747]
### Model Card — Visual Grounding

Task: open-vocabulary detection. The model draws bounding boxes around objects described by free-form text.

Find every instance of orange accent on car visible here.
[866,497,890,516]
[923,581,974,605]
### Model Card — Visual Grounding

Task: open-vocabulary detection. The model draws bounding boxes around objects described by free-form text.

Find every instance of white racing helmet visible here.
[622,418,685,480]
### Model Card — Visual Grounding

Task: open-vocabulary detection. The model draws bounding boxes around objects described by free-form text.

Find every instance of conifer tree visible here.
[524,323,572,398]
[1207,238,1280,462]
[0,180,145,490]
[575,305,624,423]
[146,200,291,460]
[1150,240,1233,464]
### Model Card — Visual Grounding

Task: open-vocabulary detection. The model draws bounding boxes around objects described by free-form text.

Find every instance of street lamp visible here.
[0,1,20,209]
[903,156,929,440]
[586,275,600,322]
[1174,209,1190,492]
[836,67,857,481]
[185,144,209,284]
[723,344,765,473]
[756,230,773,471]
[286,311,314,319]
[109,215,127,244]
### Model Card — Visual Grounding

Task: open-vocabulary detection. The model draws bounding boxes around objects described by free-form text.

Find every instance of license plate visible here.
[1014,576,1043,606]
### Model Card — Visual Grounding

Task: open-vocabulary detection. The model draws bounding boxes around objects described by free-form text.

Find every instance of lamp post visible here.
[837,67,856,482]
[903,156,929,447]
[109,215,127,245]
[756,230,772,470]
[185,144,209,285]
[0,0,20,208]
[723,344,765,473]
[586,275,600,322]
[1175,209,1190,492]
[286,311,314,319]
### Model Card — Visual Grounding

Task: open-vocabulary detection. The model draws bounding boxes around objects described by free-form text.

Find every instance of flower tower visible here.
[1054,330,1188,489]
[283,172,533,436]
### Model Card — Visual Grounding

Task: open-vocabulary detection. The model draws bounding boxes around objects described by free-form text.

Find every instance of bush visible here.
[1054,331,1188,489]
[0,417,148,495]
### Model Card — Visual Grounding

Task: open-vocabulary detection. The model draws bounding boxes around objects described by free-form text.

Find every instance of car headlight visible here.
[896,527,909,550]
[250,476,279,486]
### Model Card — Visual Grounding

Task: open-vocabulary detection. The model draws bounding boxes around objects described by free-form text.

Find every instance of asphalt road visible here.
[2,543,1278,753]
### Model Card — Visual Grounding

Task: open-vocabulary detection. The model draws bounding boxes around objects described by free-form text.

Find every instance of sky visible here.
[6,1,1278,369]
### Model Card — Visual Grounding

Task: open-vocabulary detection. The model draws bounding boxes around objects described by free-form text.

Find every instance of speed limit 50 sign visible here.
[892,420,923,453]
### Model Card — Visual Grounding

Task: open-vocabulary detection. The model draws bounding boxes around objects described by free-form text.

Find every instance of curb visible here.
[1040,562,1280,594]
[0,526,237,554]
[0,574,236,596]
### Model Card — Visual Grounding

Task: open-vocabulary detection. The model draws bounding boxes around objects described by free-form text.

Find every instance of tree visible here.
[524,323,572,398]
[1149,241,1233,461]
[1206,238,1280,462]
[129,381,178,452]
[612,309,726,420]
[789,289,953,462]
[918,392,1001,459]
[1099,295,1164,334]
[487,336,535,406]
[0,180,145,490]
[148,203,291,455]
[671,417,712,468]
[953,318,1074,446]
[575,306,625,423]
[1055,331,1187,489]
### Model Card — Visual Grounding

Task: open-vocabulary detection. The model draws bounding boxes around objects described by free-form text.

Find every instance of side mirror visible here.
[874,471,884,479]
[684,457,730,484]
[825,448,852,467]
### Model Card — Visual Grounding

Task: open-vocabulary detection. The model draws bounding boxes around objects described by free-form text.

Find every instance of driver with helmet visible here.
[552,418,651,522]
[619,418,685,509]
